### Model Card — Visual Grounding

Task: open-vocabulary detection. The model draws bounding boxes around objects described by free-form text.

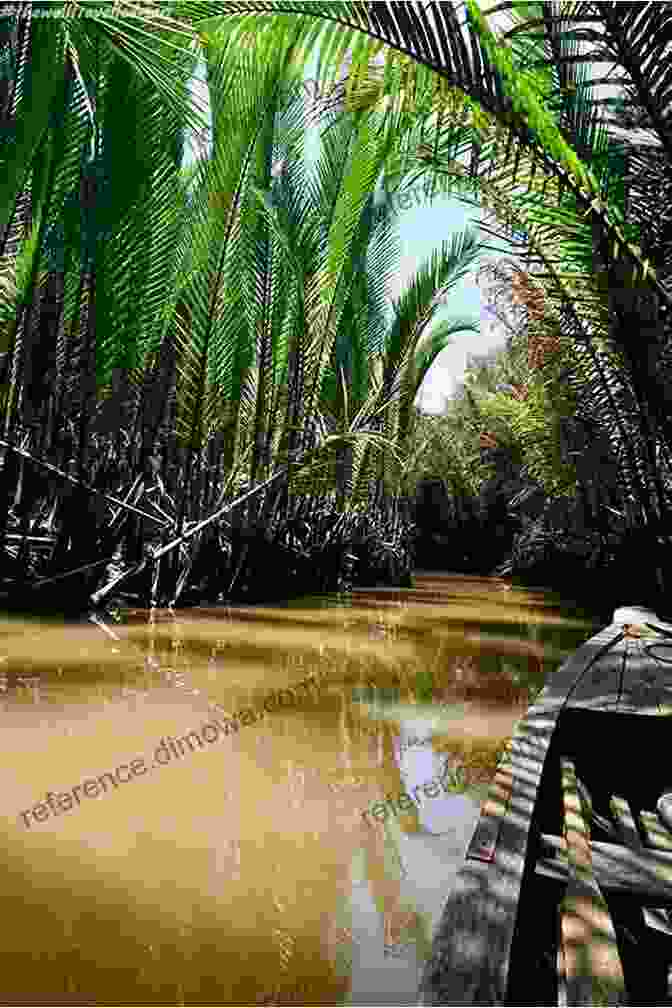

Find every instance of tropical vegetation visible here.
[2,0,672,619]
[410,247,672,618]
[212,0,670,617]
[0,3,480,614]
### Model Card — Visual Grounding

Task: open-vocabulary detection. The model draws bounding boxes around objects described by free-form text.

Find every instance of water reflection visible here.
[0,575,597,1005]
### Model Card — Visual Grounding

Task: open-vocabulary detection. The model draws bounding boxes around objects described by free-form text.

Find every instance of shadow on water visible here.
[0,573,598,1005]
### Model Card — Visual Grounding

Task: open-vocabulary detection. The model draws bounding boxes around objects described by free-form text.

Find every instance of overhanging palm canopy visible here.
[182,1,671,316]
[182,0,672,531]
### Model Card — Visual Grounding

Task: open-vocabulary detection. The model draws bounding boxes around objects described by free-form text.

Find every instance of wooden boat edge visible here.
[416,607,666,1007]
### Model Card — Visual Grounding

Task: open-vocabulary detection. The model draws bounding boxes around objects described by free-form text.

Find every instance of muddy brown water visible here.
[0,573,597,1005]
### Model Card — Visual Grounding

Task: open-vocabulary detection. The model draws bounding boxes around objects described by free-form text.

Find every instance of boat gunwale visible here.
[417,608,668,1006]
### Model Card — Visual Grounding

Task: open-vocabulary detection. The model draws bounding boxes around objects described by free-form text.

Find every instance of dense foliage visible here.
[408,248,672,617]
[2,1,672,618]
[0,4,485,613]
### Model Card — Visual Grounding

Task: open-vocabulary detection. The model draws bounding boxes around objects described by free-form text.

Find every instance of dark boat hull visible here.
[418,607,672,1006]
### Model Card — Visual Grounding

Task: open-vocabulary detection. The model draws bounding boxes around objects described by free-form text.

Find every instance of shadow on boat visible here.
[418,617,672,1005]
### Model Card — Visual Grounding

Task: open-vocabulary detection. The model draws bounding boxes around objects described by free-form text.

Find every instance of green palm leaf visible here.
[192,1,670,312]
[412,316,480,407]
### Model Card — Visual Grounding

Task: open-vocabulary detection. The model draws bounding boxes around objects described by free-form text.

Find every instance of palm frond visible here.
[383,228,481,403]
[194,1,671,314]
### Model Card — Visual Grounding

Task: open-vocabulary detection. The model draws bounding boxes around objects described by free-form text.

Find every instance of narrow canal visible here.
[0,574,598,1005]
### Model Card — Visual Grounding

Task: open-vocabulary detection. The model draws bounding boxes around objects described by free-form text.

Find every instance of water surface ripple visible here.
[0,573,597,1005]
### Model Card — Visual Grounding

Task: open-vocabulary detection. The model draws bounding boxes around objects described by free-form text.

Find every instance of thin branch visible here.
[0,438,170,528]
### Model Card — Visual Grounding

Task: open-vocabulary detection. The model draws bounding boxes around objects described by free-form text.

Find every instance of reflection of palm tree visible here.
[376,720,385,768]
[358,807,423,959]
[338,683,356,784]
